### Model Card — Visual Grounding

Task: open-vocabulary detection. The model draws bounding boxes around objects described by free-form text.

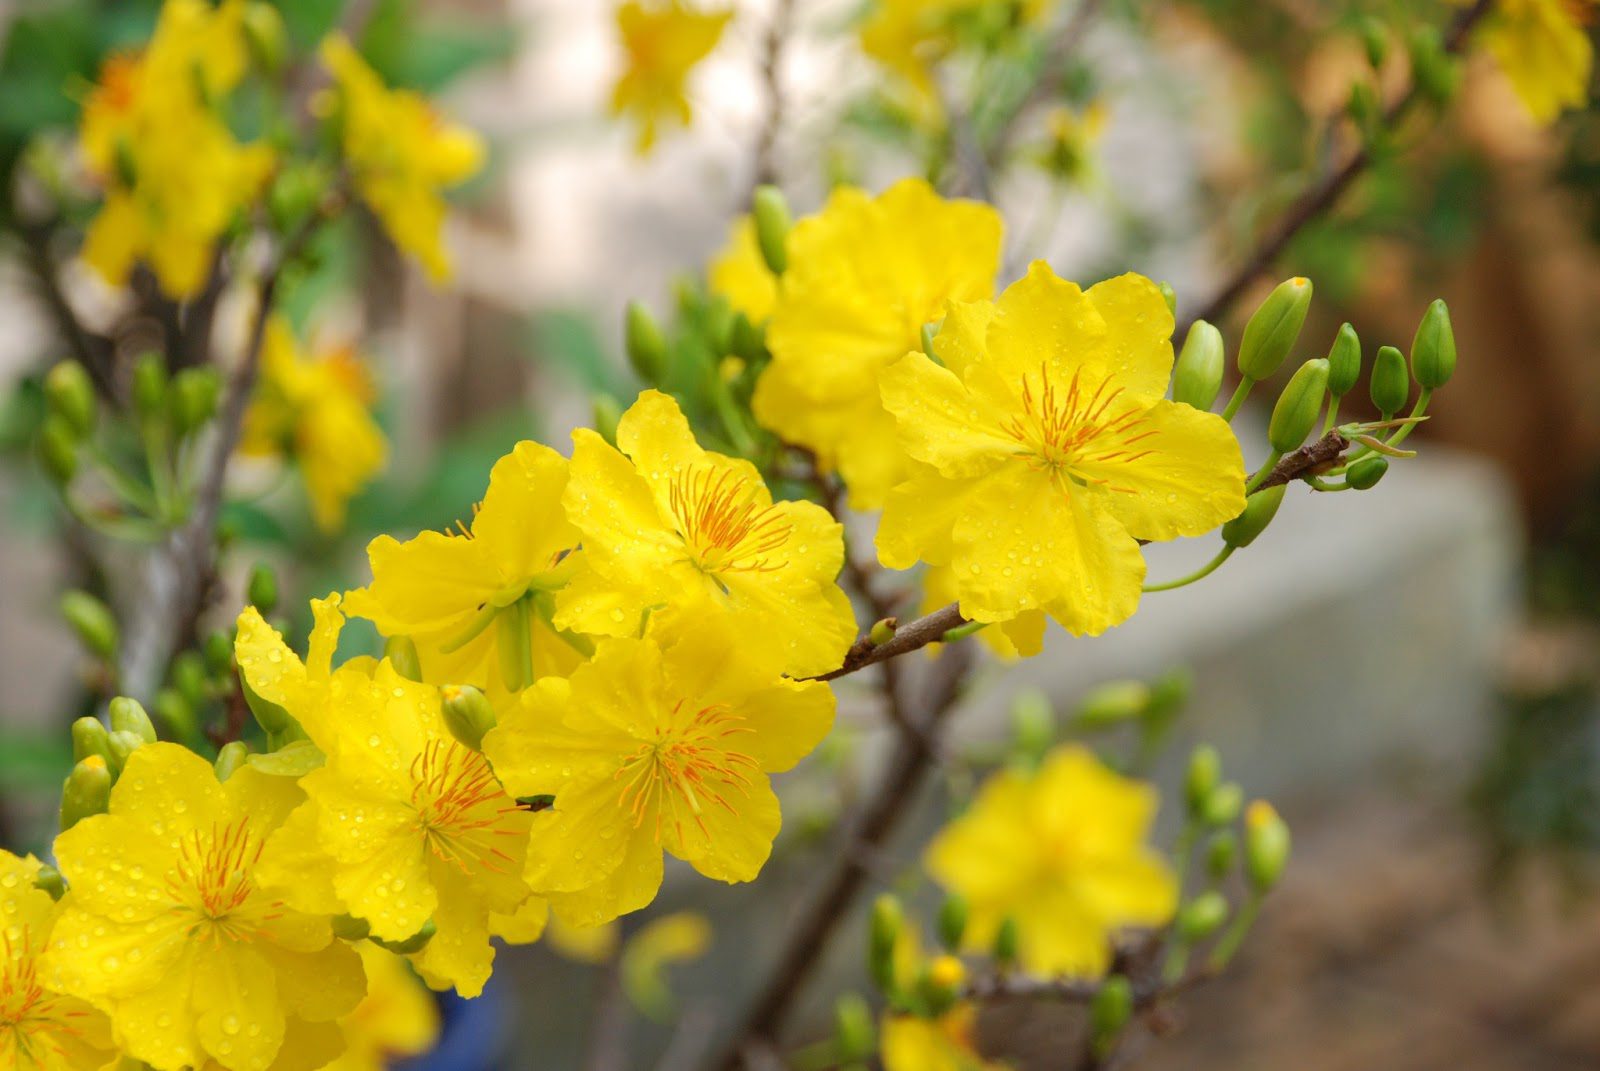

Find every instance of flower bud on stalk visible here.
[106,730,144,776]
[109,696,157,745]
[1409,26,1459,107]
[730,313,766,362]
[441,684,497,750]
[1327,323,1361,397]
[44,361,95,436]
[869,617,897,646]
[247,563,279,616]
[1370,345,1409,417]
[71,717,111,765]
[1090,976,1133,1054]
[1010,689,1054,764]
[1245,801,1291,891]
[1358,16,1388,68]
[1075,680,1150,730]
[752,185,790,276]
[169,367,220,437]
[993,916,1020,967]
[1172,321,1225,411]
[1238,277,1313,382]
[61,591,117,660]
[170,651,209,709]
[204,630,234,675]
[153,687,197,742]
[214,741,250,781]
[1268,358,1330,454]
[833,994,876,1061]
[242,1,286,73]
[60,756,112,831]
[384,635,423,682]
[868,894,903,992]
[625,302,668,383]
[1203,782,1244,827]
[1410,299,1456,390]
[1185,745,1220,817]
[130,352,168,426]
[1207,831,1238,879]
[937,894,968,951]
[38,417,79,486]
[1222,486,1286,549]
[1346,456,1389,490]
[919,955,965,1016]
[1176,891,1229,942]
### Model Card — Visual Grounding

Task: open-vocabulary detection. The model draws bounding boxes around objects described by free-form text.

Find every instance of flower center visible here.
[0,932,46,1028]
[667,468,791,576]
[613,702,760,844]
[1002,362,1157,491]
[170,819,265,923]
[410,739,517,875]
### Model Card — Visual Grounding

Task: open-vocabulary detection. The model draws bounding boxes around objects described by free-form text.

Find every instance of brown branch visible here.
[1258,428,1349,490]
[14,218,116,398]
[1183,0,1493,331]
[806,603,968,683]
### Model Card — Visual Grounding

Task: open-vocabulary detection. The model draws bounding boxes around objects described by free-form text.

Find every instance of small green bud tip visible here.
[868,894,903,990]
[1221,485,1286,549]
[214,741,250,782]
[108,697,156,744]
[592,393,624,447]
[1327,323,1361,397]
[1177,891,1230,942]
[1206,830,1239,879]
[242,1,287,73]
[868,617,898,646]
[1238,277,1313,382]
[71,717,111,765]
[204,630,234,675]
[624,301,668,383]
[246,563,279,616]
[1358,15,1388,69]
[1410,298,1456,390]
[1370,345,1409,416]
[833,994,876,1061]
[993,916,1020,966]
[1185,745,1221,816]
[1075,680,1151,729]
[1203,781,1245,827]
[44,361,95,437]
[241,676,293,734]
[60,591,118,660]
[441,684,497,751]
[1268,358,1330,454]
[1245,801,1291,891]
[38,417,79,486]
[751,185,791,276]
[1157,281,1178,317]
[61,756,112,831]
[107,730,144,775]
[169,368,221,436]
[32,865,66,901]
[937,895,969,951]
[1090,976,1133,1046]
[1409,26,1459,106]
[153,688,196,740]
[1346,455,1389,491]
[384,636,423,682]
[171,651,208,705]
[1010,689,1054,758]
[1172,320,1225,411]
[130,352,168,422]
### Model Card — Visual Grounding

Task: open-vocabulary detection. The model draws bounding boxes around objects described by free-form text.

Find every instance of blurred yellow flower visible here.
[875,262,1245,637]
[318,34,485,282]
[343,440,588,695]
[611,1,733,154]
[753,178,1002,509]
[239,317,387,534]
[555,390,856,679]
[44,744,364,1071]
[620,911,711,1019]
[319,944,440,1071]
[483,633,835,927]
[0,850,117,1071]
[708,215,777,325]
[926,745,1176,977]
[1478,0,1595,123]
[860,0,1058,107]
[1037,101,1108,186]
[545,917,620,965]
[236,598,536,998]
[881,1003,1006,1071]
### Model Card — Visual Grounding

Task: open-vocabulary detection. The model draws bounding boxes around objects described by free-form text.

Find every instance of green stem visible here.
[1207,894,1262,971]
[1244,451,1282,494]
[85,442,159,516]
[1321,395,1341,435]
[1305,476,1350,492]
[1142,545,1235,593]
[1220,377,1255,423]
[940,621,988,643]
[1384,389,1431,450]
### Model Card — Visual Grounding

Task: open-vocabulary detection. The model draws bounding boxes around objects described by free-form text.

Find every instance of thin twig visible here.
[1257,428,1349,490]
[750,0,795,191]
[14,218,116,398]
[805,603,968,683]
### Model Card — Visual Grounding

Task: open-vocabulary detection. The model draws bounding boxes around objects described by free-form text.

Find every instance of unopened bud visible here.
[1238,277,1312,381]
[1090,976,1133,1053]
[1245,800,1291,891]
[1206,830,1238,879]
[919,954,965,1015]
[1346,455,1389,490]
[1358,16,1388,68]
[868,894,903,991]
[1011,689,1054,763]
[1409,26,1459,107]
[1221,486,1285,549]
[1172,320,1225,411]
[1268,358,1330,454]
[833,993,876,1061]
[993,916,1020,967]
[1370,345,1409,417]
[1176,891,1229,942]
[153,687,197,742]
[374,918,436,955]
[204,630,235,675]
[61,756,112,831]
[169,367,220,436]
[242,1,287,74]
[60,591,117,660]
[1185,745,1220,817]
[441,684,497,750]
[71,717,111,765]
[751,185,790,276]
[38,417,78,486]
[1410,298,1456,390]
[730,312,766,360]
[384,635,422,682]
[44,361,95,436]
[1203,782,1244,827]
[109,696,157,744]
[1157,281,1178,317]
[130,352,168,424]
[170,651,208,708]
[106,730,144,775]
[246,563,278,616]
[214,741,250,781]
[625,302,668,383]
[32,865,66,901]
[592,393,623,446]
[869,617,897,646]
[1075,680,1150,730]
[242,677,292,734]
[937,894,968,951]
[1327,323,1361,397]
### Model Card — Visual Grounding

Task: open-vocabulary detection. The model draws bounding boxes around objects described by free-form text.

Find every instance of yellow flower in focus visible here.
[482,633,835,927]
[0,850,117,1071]
[1478,0,1595,123]
[926,745,1177,977]
[875,262,1246,637]
[881,1004,1006,1071]
[318,35,485,282]
[43,744,364,1071]
[239,317,387,533]
[611,1,733,154]
[342,440,588,696]
[319,944,439,1071]
[555,390,856,679]
[236,598,536,998]
[708,215,777,325]
[921,563,1046,660]
[753,179,1003,509]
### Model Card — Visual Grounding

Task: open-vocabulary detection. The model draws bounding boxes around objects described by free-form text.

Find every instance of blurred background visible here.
[1,1,1598,1068]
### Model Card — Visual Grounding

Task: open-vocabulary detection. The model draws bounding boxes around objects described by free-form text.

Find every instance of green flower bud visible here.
[1410,298,1456,390]
[72,717,111,765]
[214,741,250,781]
[109,696,158,744]
[130,352,168,424]
[868,617,897,646]
[937,894,968,951]
[171,651,209,708]
[1409,26,1459,107]
[833,994,876,1062]
[60,756,112,831]
[153,687,197,742]
[204,630,234,675]
[1221,486,1286,549]
[32,864,66,901]
[384,636,423,682]
[374,918,436,955]
[1245,801,1292,891]
[1327,322,1361,397]
[1142,668,1192,738]
[242,676,293,734]
[1075,680,1150,730]
[1176,891,1229,942]
[38,416,79,486]
[44,361,95,437]
[242,1,287,73]
[169,367,221,437]
[1010,689,1054,763]
[332,914,371,941]
[1206,830,1238,879]
[1238,277,1313,382]
[917,955,965,1017]
[1203,781,1244,827]
[61,591,117,660]
[1370,345,1409,417]
[246,563,278,616]
[625,301,668,383]
[592,392,623,446]
[1268,358,1330,454]
[1358,15,1388,69]
[868,894,903,992]
[106,730,143,775]
[751,185,790,276]
[1346,455,1389,490]
[441,684,497,750]
[1346,81,1379,136]
[993,915,1020,967]
[1172,320,1225,411]
[730,312,766,362]
[1184,745,1220,817]
[703,301,735,358]
[1157,281,1178,317]
[1089,975,1133,1053]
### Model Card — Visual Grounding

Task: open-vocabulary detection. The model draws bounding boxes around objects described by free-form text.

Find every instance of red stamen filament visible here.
[668,468,792,575]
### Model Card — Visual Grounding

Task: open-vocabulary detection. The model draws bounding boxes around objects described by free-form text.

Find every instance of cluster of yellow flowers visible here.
[1475,0,1596,123]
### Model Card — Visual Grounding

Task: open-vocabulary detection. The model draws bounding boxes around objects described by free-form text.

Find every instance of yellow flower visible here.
[236,598,537,998]
[342,440,588,695]
[610,1,733,154]
[1037,101,1108,186]
[79,0,273,298]
[1478,0,1595,123]
[318,35,485,282]
[752,179,1003,509]
[0,850,117,1071]
[482,633,835,927]
[554,390,856,678]
[318,944,439,1071]
[881,1004,1006,1071]
[875,261,1246,637]
[43,744,364,1071]
[860,0,1058,107]
[239,317,387,533]
[708,215,777,325]
[920,564,1045,660]
[926,745,1176,977]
